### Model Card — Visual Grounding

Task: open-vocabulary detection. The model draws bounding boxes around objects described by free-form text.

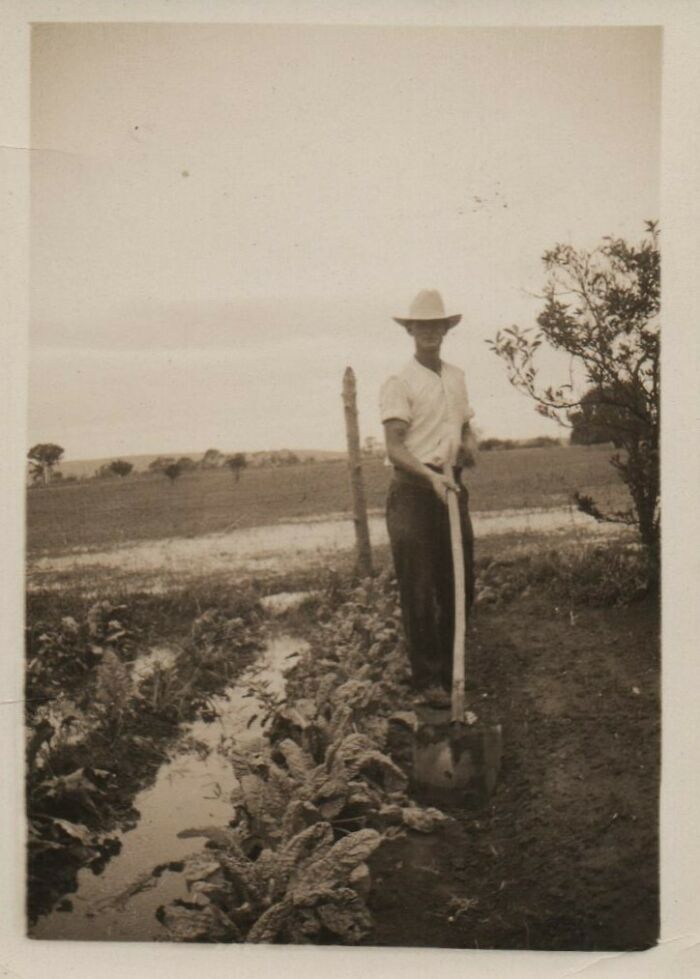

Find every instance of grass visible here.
[26,575,265,645]
[27,445,628,557]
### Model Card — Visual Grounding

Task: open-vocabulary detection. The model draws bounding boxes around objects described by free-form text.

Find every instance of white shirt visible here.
[379,357,475,467]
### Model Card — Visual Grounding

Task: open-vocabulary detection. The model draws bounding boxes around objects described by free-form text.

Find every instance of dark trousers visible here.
[386,470,475,691]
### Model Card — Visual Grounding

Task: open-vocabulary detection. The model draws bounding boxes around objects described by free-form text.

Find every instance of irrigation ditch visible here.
[30,629,309,941]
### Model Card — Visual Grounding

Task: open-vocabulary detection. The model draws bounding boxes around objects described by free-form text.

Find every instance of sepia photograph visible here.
[19,14,667,957]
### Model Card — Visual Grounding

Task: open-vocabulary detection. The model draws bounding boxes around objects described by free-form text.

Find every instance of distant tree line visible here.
[33,433,611,487]
[147,456,198,475]
[28,436,587,489]
[478,435,564,452]
[95,459,134,479]
[26,447,301,486]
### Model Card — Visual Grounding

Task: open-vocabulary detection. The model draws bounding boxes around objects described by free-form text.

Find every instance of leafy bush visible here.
[26,600,136,718]
[478,436,562,451]
[478,437,516,451]
[488,223,660,565]
[475,540,650,609]
[520,436,562,449]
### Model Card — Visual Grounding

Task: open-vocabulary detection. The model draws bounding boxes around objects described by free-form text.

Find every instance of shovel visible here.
[410,486,502,807]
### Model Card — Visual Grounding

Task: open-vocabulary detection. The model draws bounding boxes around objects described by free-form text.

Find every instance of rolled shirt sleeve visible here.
[380,376,411,424]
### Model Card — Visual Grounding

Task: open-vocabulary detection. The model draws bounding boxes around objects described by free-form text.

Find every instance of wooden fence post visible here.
[342,367,373,577]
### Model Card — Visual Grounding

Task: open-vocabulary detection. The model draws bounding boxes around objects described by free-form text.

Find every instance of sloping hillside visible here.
[57,448,347,479]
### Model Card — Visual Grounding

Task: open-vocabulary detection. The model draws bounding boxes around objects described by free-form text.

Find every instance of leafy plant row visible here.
[25,593,266,922]
[156,571,451,944]
[475,539,652,609]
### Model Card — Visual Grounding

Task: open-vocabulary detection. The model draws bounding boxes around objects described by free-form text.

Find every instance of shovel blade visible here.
[412,720,502,808]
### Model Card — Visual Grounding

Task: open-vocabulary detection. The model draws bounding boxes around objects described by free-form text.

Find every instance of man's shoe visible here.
[422,685,451,708]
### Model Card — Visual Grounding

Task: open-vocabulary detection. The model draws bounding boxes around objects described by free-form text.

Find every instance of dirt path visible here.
[28,505,617,587]
[367,593,660,950]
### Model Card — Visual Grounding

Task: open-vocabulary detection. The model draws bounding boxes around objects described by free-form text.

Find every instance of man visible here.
[380,289,476,708]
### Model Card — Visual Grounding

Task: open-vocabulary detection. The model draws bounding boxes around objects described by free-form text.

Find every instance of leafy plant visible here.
[157,822,383,944]
[94,651,134,733]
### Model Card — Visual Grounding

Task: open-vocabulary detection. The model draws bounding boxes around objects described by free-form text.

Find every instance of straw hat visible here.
[393,289,462,329]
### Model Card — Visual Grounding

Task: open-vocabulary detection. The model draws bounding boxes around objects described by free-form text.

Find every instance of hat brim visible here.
[392,314,462,330]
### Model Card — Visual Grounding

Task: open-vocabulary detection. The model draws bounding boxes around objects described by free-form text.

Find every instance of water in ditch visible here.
[30,632,308,942]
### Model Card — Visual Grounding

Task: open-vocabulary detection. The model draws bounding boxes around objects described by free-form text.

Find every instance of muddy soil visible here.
[366,593,660,950]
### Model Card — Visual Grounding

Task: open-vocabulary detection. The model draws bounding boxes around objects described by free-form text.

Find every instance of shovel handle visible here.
[447,489,466,722]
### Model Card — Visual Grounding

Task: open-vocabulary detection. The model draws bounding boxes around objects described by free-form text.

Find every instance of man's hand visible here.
[429,470,459,504]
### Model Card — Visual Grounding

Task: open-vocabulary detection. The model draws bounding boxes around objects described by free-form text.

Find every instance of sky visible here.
[29,23,661,460]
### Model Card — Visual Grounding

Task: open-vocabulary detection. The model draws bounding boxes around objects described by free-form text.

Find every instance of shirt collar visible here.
[408,356,443,378]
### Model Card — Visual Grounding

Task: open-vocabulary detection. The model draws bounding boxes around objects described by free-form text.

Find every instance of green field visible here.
[27,444,627,556]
